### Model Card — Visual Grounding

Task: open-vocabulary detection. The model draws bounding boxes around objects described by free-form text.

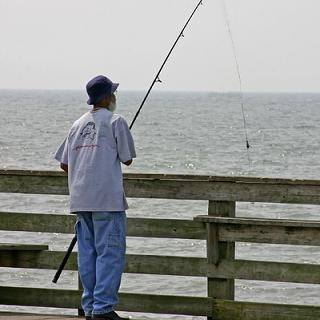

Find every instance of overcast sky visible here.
[0,0,319,92]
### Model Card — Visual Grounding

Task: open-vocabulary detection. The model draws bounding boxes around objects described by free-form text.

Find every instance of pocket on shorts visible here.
[108,233,126,252]
[108,234,120,247]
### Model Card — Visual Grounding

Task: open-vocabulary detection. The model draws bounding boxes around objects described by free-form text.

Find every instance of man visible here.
[54,75,136,320]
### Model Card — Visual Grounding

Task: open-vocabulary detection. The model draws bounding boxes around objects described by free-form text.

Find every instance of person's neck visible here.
[92,105,110,112]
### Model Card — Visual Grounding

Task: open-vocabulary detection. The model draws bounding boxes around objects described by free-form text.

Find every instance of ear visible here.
[111,93,116,101]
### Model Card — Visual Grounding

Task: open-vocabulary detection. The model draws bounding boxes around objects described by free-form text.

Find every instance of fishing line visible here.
[129,0,204,130]
[220,0,251,169]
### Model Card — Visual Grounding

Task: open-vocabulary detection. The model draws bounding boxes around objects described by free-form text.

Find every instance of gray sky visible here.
[0,0,319,92]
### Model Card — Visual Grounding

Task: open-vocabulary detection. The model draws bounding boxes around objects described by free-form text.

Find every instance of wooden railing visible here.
[0,169,320,319]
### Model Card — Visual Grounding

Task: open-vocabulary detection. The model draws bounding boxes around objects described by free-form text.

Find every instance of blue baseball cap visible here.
[86,75,119,105]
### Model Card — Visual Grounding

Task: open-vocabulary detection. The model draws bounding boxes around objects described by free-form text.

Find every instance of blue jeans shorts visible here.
[75,211,126,316]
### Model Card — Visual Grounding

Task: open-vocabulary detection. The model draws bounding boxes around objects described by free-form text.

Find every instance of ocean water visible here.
[0,89,320,318]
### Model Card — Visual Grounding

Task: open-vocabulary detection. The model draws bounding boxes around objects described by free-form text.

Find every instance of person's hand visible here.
[123,159,133,166]
[60,163,68,172]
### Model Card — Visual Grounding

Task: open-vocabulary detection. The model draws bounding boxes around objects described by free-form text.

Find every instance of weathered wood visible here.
[2,251,320,284]
[0,244,48,251]
[127,216,205,239]
[212,299,320,320]
[205,259,320,284]
[2,170,320,204]
[124,178,320,204]
[0,212,206,239]
[3,169,320,185]
[2,170,320,319]
[211,223,320,246]
[0,250,78,270]
[195,215,320,245]
[207,223,219,265]
[194,215,320,228]
[2,212,320,245]
[0,171,69,195]
[0,314,81,320]
[1,286,320,319]
[0,251,205,276]
[0,212,76,234]
[207,200,235,318]
[0,286,213,316]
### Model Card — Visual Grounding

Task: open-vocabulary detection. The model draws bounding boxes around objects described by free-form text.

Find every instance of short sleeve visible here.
[114,117,136,163]
[54,137,68,165]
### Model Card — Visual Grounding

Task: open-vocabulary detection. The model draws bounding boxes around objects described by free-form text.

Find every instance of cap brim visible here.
[111,83,119,93]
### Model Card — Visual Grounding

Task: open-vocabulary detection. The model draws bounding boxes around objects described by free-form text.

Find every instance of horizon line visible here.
[0,88,319,95]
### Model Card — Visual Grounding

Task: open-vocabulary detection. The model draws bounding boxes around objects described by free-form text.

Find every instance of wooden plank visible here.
[127,217,206,239]
[207,223,219,265]
[124,173,320,186]
[0,314,80,320]
[212,299,320,320]
[0,244,48,251]
[207,201,235,313]
[0,212,206,239]
[2,170,320,204]
[0,250,78,270]
[0,286,213,316]
[0,171,68,195]
[1,286,320,319]
[0,251,205,277]
[3,169,320,186]
[0,212,76,234]
[218,224,320,246]
[2,250,320,284]
[207,259,320,284]
[125,254,205,276]
[194,215,320,228]
[195,216,320,245]
[2,212,320,246]
[125,179,320,204]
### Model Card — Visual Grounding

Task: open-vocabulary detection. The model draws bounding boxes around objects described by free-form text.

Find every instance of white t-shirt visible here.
[54,108,136,212]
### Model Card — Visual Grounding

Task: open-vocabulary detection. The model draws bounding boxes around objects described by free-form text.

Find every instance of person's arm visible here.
[60,163,68,172]
[114,117,136,165]
[54,136,69,171]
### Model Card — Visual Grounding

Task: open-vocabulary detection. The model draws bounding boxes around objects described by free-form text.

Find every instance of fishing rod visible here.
[52,0,204,284]
[52,234,77,283]
[129,0,204,129]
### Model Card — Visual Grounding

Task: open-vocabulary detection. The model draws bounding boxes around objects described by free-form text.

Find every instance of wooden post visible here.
[207,200,235,320]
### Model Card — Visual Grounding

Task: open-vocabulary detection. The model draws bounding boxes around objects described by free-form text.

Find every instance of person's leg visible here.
[92,211,126,315]
[76,211,97,317]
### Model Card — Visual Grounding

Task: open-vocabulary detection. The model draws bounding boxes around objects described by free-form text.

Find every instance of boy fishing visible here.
[54,75,136,320]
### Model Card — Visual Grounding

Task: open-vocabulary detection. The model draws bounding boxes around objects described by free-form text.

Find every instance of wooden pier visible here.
[1,170,320,319]
[0,314,79,320]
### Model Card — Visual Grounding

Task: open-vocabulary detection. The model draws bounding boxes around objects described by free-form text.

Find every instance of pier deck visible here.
[0,314,135,320]
[0,314,79,320]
